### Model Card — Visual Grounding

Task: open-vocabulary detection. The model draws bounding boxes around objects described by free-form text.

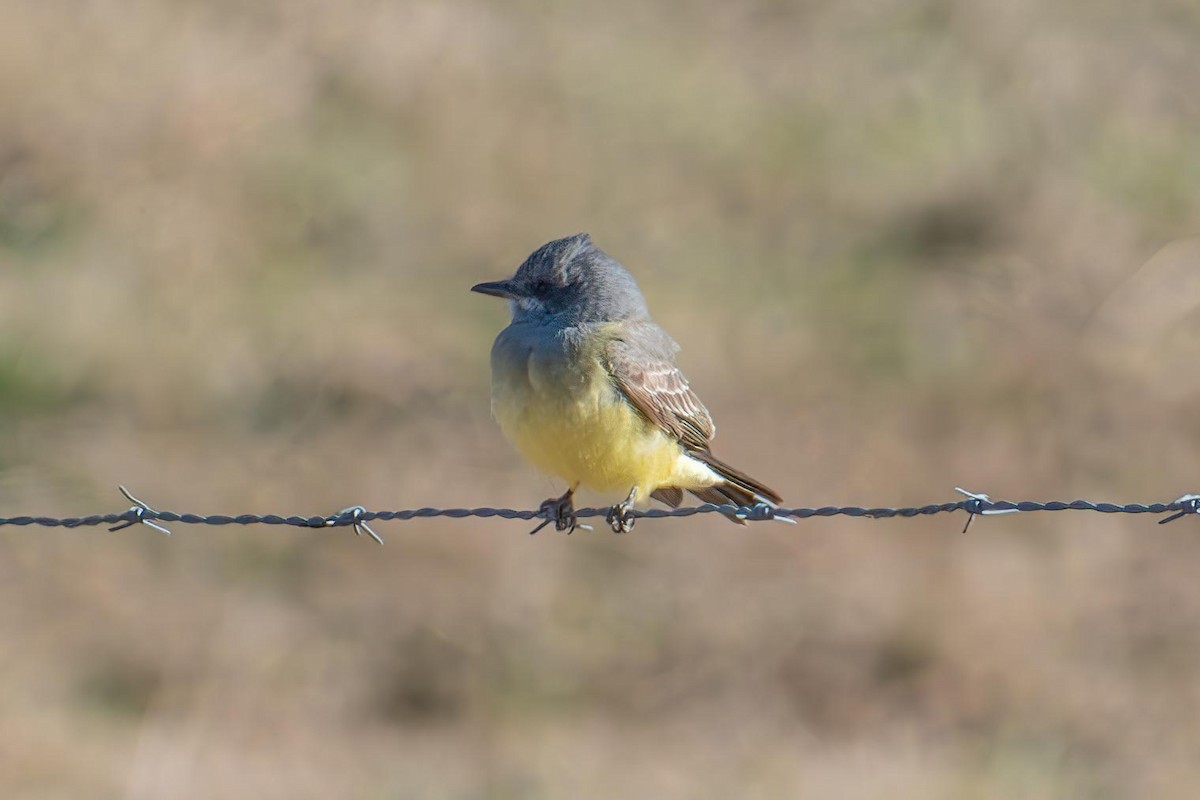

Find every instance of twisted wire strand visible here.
[1,487,1197,539]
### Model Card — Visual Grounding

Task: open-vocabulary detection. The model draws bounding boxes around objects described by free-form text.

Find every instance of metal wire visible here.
[0,486,1196,543]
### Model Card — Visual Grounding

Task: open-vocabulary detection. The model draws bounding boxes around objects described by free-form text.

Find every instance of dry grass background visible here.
[1,0,1199,797]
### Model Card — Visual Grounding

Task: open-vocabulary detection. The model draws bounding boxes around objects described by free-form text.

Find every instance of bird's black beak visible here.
[471,279,517,299]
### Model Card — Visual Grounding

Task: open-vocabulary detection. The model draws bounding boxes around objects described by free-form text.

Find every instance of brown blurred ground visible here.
[1,0,1200,797]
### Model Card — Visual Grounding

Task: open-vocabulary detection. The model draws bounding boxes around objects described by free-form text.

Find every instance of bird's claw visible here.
[606,503,636,534]
[531,491,578,534]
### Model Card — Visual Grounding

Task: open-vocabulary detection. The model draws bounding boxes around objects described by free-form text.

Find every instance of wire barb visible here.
[1158,494,1200,525]
[954,487,1020,533]
[108,485,172,536]
[742,502,796,524]
[327,506,384,544]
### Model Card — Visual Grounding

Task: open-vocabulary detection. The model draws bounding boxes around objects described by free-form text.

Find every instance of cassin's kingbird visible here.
[473,233,782,533]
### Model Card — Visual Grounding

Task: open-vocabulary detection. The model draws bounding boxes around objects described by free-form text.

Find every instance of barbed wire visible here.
[0,486,1197,543]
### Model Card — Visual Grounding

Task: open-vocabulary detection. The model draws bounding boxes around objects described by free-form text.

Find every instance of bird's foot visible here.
[531,489,578,534]
[606,502,636,534]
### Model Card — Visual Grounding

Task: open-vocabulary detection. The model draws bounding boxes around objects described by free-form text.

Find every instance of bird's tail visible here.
[653,451,783,525]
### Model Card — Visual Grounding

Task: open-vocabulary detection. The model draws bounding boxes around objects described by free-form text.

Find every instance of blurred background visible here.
[2,0,1199,797]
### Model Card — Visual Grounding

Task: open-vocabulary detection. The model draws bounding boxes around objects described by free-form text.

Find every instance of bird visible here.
[472,233,782,533]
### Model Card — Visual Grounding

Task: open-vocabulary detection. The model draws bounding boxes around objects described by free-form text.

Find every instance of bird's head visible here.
[472,233,649,325]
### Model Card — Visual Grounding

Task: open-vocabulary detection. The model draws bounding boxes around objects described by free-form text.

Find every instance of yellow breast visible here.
[490,334,684,496]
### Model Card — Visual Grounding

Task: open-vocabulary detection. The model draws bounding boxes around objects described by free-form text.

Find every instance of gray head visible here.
[471,233,650,325]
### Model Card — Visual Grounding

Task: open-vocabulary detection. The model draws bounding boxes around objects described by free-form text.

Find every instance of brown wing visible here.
[604,323,715,452]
